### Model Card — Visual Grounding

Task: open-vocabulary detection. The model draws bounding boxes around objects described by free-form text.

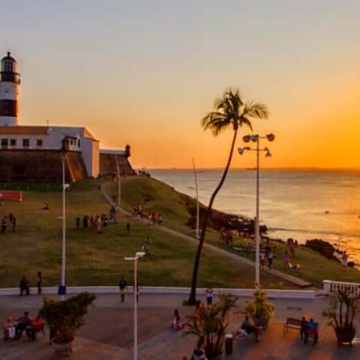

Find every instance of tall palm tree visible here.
[188,88,268,304]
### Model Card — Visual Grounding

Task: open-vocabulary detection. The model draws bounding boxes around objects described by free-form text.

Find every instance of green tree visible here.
[188,88,268,304]
[185,293,238,358]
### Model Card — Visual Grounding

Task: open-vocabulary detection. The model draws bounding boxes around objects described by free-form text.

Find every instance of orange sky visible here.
[1,1,360,169]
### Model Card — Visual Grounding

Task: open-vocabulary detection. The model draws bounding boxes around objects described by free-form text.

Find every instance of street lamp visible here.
[238,133,275,286]
[124,252,146,360]
[59,157,70,300]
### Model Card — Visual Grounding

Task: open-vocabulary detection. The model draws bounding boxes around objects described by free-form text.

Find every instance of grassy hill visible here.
[106,176,360,289]
[0,177,290,289]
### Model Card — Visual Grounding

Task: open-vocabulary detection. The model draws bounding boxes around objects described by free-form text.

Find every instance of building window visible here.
[1,139,8,148]
[36,139,43,147]
[10,139,16,146]
[23,139,30,147]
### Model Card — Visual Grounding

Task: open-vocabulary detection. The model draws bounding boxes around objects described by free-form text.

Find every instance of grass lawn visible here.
[106,176,360,289]
[0,178,290,289]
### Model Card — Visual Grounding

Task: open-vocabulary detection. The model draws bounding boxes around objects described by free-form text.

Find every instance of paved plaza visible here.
[1,293,360,359]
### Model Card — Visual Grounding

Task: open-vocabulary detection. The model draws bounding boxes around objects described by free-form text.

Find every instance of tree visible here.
[185,293,238,358]
[188,88,268,304]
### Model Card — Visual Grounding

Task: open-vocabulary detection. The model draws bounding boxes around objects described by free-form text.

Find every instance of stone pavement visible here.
[100,183,311,288]
[1,293,360,359]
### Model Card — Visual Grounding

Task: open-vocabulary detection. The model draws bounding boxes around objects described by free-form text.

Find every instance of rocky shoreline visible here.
[186,204,355,266]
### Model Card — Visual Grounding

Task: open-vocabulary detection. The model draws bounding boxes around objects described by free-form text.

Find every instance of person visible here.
[26,316,44,341]
[19,276,30,296]
[12,216,16,232]
[304,318,318,344]
[43,203,50,210]
[206,287,213,306]
[300,316,307,340]
[284,251,290,268]
[240,316,260,339]
[119,276,127,303]
[260,249,266,270]
[37,271,44,295]
[158,214,163,225]
[3,317,16,341]
[267,249,273,270]
[171,309,184,330]
[192,336,207,360]
[126,221,130,235]
[76,217,80,229]
[136,280,141,303]
[342,251,348,267]
[15,312,32,337]
[1,215,8,233]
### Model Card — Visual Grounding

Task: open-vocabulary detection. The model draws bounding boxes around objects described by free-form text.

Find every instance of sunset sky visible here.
[1,1,359,169]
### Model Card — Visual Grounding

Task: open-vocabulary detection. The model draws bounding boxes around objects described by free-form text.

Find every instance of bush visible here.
[244,287,274,322]
[39,292,96,343]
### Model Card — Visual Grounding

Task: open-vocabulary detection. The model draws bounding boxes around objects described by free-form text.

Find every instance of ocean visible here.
[150,169,360,264]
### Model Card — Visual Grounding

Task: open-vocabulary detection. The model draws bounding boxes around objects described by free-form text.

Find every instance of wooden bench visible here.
[284,317,302,333]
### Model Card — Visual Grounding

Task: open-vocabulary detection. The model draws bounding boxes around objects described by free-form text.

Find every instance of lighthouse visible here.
[0,52,20,126]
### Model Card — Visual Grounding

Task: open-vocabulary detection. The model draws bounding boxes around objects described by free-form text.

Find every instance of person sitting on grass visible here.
[42,203,50,210]
[171,309,184,330]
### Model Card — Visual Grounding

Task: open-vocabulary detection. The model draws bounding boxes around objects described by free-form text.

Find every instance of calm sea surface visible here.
[150,169,360,264]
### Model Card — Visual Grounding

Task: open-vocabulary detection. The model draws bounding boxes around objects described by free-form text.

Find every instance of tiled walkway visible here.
[1,294,359,359]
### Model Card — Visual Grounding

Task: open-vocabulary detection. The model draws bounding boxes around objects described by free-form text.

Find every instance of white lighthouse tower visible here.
[0,52,20,126]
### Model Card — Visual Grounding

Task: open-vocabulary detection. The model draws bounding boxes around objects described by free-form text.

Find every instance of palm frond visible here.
[244,101,269,119]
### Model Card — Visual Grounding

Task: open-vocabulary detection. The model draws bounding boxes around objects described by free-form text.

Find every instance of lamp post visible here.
[60,157,70,300]
[124,252,145,360]
[238,133,275,286]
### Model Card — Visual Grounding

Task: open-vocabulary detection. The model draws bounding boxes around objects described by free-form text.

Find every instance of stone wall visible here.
[0,150,87,183]
[99,153,136,176]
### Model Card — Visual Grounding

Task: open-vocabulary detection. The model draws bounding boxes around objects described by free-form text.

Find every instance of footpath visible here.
[100,183,311,289]
[1,294,359,360]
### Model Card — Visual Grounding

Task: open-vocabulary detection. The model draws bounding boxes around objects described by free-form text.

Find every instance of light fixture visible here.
[243,135,251,143]
[266,133,275,142]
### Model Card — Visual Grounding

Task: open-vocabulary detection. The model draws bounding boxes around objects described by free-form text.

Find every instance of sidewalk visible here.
[1,293,359,360]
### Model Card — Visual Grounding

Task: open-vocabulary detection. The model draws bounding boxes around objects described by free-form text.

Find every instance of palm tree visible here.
[188,88,268,304]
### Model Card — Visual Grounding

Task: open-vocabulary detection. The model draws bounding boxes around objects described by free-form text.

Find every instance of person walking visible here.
[126,221,130,235]
[12,216,16,232]
[267,249,273,270]
[136,280,141,303]
[206,287,213,306]
[119,276,127,303]
[76,217,80,229]
[37,271,44,295]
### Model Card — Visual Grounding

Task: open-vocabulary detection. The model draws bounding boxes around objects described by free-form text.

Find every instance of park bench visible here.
[284,317,302,333]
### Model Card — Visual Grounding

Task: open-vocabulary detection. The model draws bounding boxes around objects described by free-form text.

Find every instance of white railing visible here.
[323,280,360,296]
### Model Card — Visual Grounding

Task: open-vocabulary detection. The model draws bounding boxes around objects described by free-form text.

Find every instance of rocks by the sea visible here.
[303,239,339,261]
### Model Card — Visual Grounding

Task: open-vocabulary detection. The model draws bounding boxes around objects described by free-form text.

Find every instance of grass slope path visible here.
[100,183,312,288]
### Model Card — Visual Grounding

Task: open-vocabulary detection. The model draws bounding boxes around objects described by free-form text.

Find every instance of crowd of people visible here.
[1,213,17,233]
[132,204,164,225]
[3,312,45,342]
[76,207,117,234]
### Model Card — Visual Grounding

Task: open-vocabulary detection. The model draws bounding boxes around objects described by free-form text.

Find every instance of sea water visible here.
[150,169,360,264]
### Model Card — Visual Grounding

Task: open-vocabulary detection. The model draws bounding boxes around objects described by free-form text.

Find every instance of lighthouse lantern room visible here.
[0,52,20,126]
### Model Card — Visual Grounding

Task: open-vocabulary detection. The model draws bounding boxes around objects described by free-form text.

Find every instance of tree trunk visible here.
[188,129,238,304]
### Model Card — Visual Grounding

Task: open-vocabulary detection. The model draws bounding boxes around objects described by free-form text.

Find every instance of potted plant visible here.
[322,287,358,345]
[244,287,274,329]
[39,292,96,354]
[185,294,238,359]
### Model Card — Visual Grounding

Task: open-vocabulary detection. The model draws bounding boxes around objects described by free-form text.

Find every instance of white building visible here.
[0,52,126,179]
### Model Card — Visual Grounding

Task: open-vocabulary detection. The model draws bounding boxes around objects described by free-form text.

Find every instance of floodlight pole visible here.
[61,158,66,300]
[255,138,260,286]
